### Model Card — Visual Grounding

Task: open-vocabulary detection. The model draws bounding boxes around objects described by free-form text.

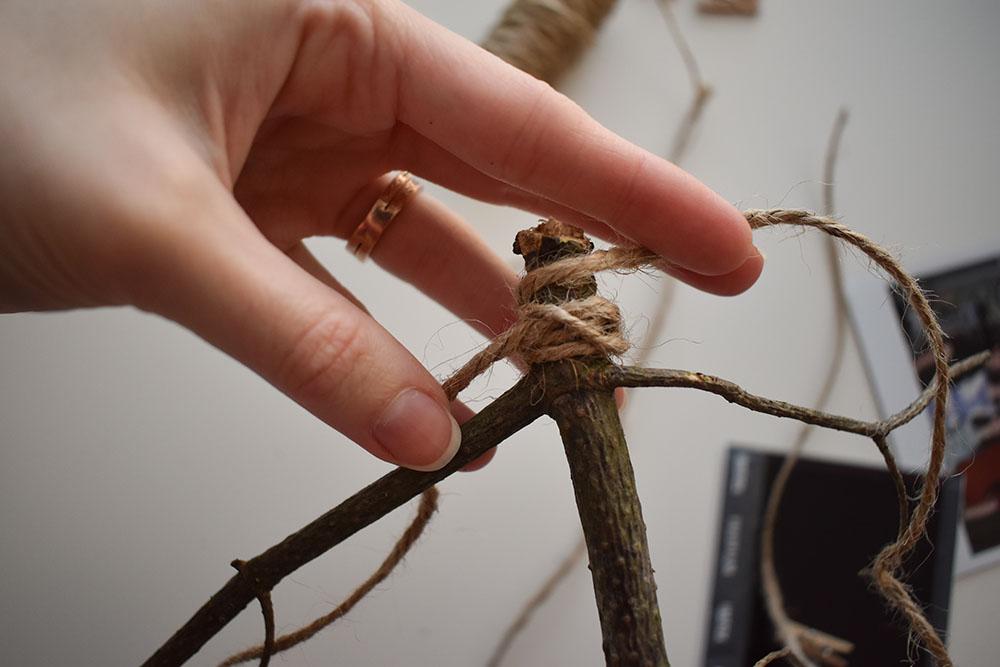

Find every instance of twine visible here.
[479,209,955,667]
[482,0,619,83]
[221,209,954,667]
[442,245,656,402]
[758,110,854,667]
[745,209,953,666]
[220,487,439,666]
[486,8,709,663]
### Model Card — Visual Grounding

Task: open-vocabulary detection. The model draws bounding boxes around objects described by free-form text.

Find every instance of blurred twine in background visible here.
[482,0,620,83]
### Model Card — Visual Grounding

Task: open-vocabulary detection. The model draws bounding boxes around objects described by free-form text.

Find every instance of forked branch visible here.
[144,212,975,667]
[140,378,546,667]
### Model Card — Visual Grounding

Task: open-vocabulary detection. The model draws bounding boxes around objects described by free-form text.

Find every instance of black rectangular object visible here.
[702,447,961,667]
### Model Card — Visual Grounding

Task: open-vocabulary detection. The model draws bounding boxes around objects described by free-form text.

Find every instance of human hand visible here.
[0,0,763,471]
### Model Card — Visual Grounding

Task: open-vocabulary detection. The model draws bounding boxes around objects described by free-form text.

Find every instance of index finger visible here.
[388,3,755,279]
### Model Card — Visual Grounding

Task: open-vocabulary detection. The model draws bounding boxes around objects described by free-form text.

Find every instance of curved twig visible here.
[485,9,708,659]
[229,560,275,667]
[603,352,987,438]
[486,534,587,667]
[760,109,851,667]
[753,647,791,667]
[143,210,981,667]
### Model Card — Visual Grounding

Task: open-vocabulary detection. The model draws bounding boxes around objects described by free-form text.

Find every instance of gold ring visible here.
[346,172,421,261]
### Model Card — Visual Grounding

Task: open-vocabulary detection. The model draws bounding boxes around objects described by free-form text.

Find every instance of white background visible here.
[2,1,998,665]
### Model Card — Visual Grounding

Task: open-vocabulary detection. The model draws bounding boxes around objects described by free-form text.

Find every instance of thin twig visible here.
[486,535,587,667]
[655,0,712,165]
[220,488,440,666]
[760,108,851,667]
[646,207,957,665]
[141,377,545,667]
[753,647,791,667]
[822,110,849,216]
[229,561,275,667]
[872,434,911,538]
[604,352,987,438]
[485,8,705,661]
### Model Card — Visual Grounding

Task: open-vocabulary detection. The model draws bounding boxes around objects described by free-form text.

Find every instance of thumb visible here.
[139,194,461,472]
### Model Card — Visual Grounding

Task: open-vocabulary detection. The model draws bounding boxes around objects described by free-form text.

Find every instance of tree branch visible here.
[548,379,668,665]
[515,220,669,666]
[141,219,989,667]
[141,375,546,667]
[601,351,989,439]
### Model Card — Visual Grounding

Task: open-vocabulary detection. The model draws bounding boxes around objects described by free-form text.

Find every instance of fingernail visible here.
[615,386,628,412]
[751,244,767,263]
[374,389,461,471]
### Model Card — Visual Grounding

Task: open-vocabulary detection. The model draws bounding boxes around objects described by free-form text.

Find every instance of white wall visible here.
[1,1,998,665]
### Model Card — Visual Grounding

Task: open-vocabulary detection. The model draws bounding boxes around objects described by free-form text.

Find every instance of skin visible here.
[0,0,763,472]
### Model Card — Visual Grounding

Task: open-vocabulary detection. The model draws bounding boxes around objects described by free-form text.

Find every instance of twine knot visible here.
[442,245,656,402]
[514,296,629,366]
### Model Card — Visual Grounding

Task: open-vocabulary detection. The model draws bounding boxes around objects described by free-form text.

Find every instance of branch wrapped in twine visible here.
[442,244,657,402]
[219,211,960,667]
[449,210,956,667]
[476,210,958,666]
[488,7,712,663]
[482,0,620,83]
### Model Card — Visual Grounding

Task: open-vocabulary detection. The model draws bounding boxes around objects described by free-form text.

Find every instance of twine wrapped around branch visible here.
[482,0,620,83]
[442,243,656,402]
[470,210,958,667]
[212,211,964,667]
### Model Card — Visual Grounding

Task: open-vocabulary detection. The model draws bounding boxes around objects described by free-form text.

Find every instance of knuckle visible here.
[275,312,370,405]
[495,85,572,186]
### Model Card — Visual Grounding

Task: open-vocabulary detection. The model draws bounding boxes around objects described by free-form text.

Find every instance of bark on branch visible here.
[141,218,987,667]
[515,220,669,666]
[141,378,545,667]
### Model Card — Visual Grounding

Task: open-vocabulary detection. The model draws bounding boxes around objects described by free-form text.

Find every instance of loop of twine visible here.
[458,210,954,666]
[442,246,657,403]
[221,210,954,667]
[516,296,630,364]
[744,209,953,666]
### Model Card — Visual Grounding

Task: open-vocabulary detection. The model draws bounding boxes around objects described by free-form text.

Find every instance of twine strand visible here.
[754,647,792,667]
[482,0,620,83]
[443,246,656,402]
[745,209,953,666]
[759,110,853,667]
[487,8,708,663]
[220,487,439,666]
[486,534,588,667]
[220,210,953,667]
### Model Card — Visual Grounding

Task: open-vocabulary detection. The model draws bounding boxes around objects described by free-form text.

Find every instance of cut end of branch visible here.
[514,218,593,266]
